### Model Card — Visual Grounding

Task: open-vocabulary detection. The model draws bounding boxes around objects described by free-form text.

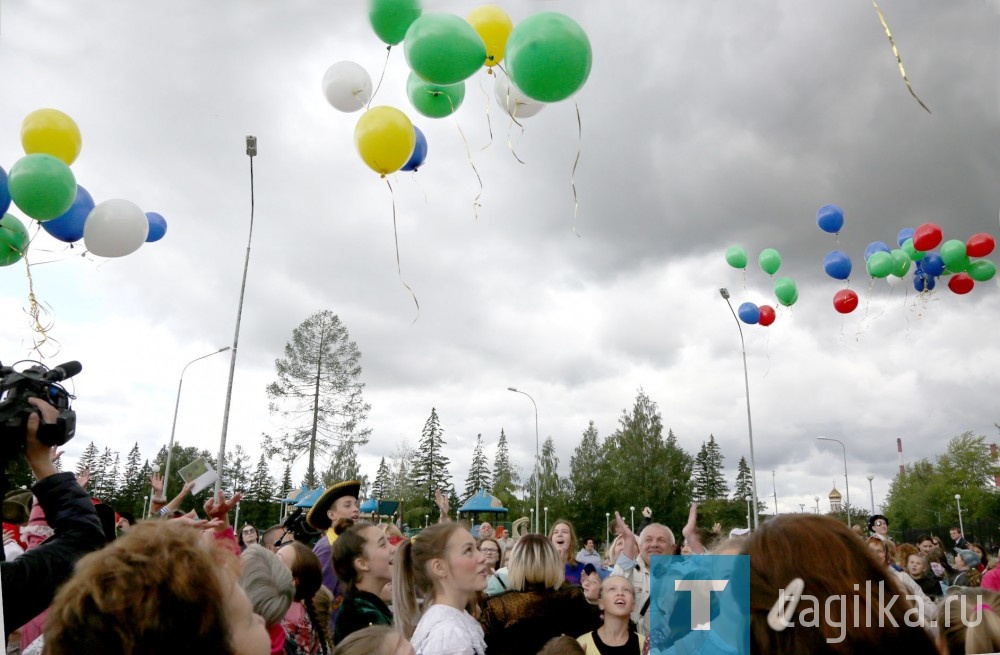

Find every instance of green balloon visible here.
[404,14,486,85]
[949,255,971,273]
[369,0,422,46]
[890,249,911,277]
[0,213,29,266]
[774,277,797,306]
[8,154,76,221]
[505,12,592,103]
[758,248,782,275]
[940,239,967,269]
[901,238,925,262]
[866,251,894,278]
[968,259,997,282]
[725,245,747,269]
[406,72,465,118]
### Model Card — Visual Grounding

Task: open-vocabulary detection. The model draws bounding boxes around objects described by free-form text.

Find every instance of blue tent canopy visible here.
[281,484,311,505]
[457,489,508,514]
[360,497,378,513]
[360,498,402,516]
[294,486,324,508]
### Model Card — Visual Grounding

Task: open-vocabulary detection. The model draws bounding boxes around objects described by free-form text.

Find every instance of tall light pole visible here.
[630,506,635,533]
[719,288,760,529]
[424,514,429,528]
[508,387,539,533]
[544,506,549,534]
[799,503,805,513]
[164,347,230,489]
[746,498,751,530]
[955,494,964,538]
[530,507,535,533]
[814,496,820,514]
[605,512,610,547]
[142,495,149,518]
[817,437,851,527]
[772,470,778,515]
[216,135,258,495]
[866,474,875,515]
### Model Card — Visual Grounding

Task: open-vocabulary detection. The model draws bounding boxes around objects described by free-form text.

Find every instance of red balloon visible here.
[758,305,776,326]
[966,233,995,258]
[833,288,859,314]
[948,273,974,294]
[912,223,943,251]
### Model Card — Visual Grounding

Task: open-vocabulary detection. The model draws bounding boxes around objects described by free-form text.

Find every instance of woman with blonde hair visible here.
[480,533,600,655]
[937,587,1000,654]
[335,625,414,655]
[393,521,488,654]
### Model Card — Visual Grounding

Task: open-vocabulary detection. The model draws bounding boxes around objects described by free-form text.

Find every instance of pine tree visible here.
[106,452,121,505]
[373,457,391,499]
[491,428,519,507]
[733,456,752,501]
[412,408,452,513]
[321,438,368,492]
[693,435,728,501]
[266,310,371,487]
[224,444,252,493]
[463,434,492,500]
[279,460,294,499]
[569,421,603,539]
[243,451,276,529]
[118,443,145,514]
[91,447,115,500]
[77,441,100,477]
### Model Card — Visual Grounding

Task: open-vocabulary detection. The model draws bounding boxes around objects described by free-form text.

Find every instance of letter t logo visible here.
[674,579,729,630]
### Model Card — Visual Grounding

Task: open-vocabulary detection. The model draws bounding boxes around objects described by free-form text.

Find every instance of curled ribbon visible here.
[871,0,931,113]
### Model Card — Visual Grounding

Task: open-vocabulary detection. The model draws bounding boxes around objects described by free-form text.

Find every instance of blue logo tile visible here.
[648,555,750,655]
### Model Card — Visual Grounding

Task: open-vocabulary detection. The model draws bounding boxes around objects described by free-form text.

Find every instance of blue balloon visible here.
[823,250,852,280]
[897,227,915,247]
[400,126,428,172]
[738,302,760,325]
[41,184,93,243]
[913,271,936,292]
[922,252,945,276]
[145,212,167,242]
[816,204,844,234]
[0,166,9,216]
[864,241,891,261]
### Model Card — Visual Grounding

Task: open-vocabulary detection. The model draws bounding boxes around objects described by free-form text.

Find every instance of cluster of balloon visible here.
[816,202,997,313]
[0,109,167,267]
[816,204,860,314]
[724,244,797,327]
[320,1,592,178]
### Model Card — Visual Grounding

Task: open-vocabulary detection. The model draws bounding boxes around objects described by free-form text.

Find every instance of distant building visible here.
[828,484,843,513]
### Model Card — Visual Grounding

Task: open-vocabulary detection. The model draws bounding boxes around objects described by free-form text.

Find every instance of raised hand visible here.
[204,490,242,521]
[75,467,90,490]
[150,472,164,496]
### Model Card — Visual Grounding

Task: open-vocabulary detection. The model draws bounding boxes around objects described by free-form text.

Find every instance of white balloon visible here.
[84,199,148,257]
[494,75,545,119]
[886,274,908,288]
[322,61,373,112]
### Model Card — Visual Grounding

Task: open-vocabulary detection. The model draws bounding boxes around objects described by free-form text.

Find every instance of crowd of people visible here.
[4,398,1000,654]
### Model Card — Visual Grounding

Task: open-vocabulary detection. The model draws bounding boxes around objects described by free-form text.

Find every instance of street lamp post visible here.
[817,437,851,527]
[530,507,535,533]
[216,136,258,496]
[799,503,805,513]
[746,498,751,530]
[630,506,635,533]
[508,387,540,533]
[544,506,549,534]
[142,495,149,518]
[772,470,778,515]
[425,514,429,528]
[955,494,964,538]
[164,347,231,489]
[814,496,820,514]
[605,512,611,547]
[719,288,760,530]
[866,474,875,515]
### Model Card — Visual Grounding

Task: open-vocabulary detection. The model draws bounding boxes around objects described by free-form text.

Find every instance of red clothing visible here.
[982,567,1000,592]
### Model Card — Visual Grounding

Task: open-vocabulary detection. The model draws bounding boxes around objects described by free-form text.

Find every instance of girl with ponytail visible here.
[331,521,394,643]
[277,541,330,655]
[392,522,489,655]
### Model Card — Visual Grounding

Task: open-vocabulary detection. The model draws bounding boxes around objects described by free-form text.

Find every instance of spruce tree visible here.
[733,456,752,502]
[491,428,519,507]
[693,435,728,501]
[570,421,602,538]
[463,434,492,500]
[412,408,452,513]
[373,457,391,499]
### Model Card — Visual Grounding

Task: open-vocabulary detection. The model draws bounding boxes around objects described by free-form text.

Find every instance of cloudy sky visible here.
[0,1,997,523]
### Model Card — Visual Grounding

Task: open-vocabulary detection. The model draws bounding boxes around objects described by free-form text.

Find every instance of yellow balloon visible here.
[354,106,416,176]
[21,108,82,165]
[467,5,513,68]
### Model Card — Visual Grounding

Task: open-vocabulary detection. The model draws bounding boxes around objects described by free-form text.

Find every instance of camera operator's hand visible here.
[75,468,90,490]
[25,397,59,481]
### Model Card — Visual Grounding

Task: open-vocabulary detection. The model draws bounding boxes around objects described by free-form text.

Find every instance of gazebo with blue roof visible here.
[457,488,508,531]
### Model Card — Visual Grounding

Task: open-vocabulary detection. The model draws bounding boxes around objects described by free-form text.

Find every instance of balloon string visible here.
[871,0,932,113]
[495,64,528,164]
[385,178,420,324]
[447,95,482,219]
[367,45,392,110]
[480,70,494,150]
[570,100,583,237]
[21,248,56,355]
[410,170,429,205]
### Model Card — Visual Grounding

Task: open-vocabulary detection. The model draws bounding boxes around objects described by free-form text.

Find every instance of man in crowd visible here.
[576,537,603,568]
[611,511,675,638]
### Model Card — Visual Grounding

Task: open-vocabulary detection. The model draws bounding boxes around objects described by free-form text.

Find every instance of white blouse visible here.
[410,604,486,655]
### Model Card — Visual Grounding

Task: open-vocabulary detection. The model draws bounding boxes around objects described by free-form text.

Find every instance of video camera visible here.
[0,360,80,461]
[275,506,319,547]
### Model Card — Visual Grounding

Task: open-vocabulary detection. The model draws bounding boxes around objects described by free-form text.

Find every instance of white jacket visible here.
[410,604,487,655]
